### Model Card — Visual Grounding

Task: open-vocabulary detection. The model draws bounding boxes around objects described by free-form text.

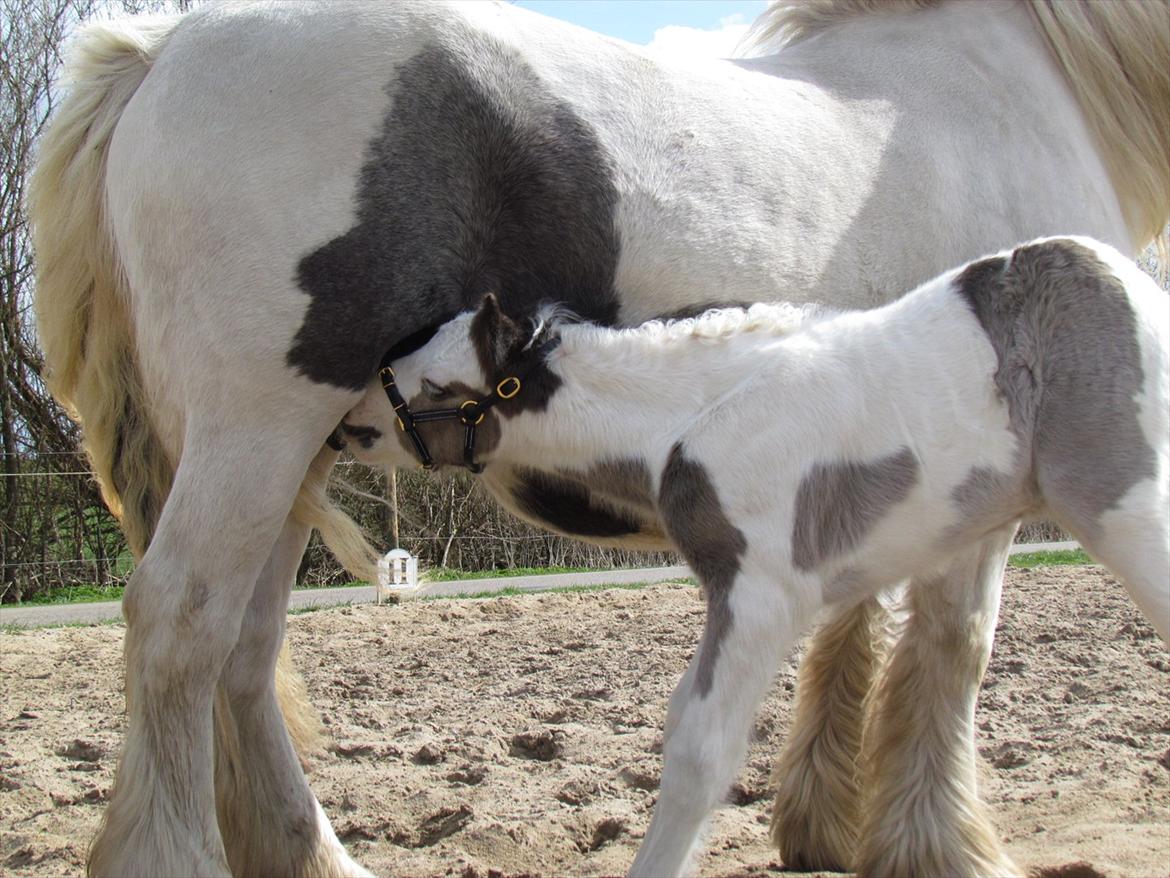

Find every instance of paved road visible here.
[0,565,694,628]
[0,542,1080,629]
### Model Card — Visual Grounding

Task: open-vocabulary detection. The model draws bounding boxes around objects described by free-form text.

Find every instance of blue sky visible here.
[515,1,770,55]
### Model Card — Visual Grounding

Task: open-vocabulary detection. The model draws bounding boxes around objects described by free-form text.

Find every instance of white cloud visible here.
[644,14,753,60]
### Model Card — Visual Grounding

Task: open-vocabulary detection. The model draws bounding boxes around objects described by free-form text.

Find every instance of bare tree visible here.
[1,0,196,599]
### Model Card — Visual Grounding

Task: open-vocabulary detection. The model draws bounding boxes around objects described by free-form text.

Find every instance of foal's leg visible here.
[629,561,820,878]
[88,423,338,878]
[215,449,373,878]
[768,595,890,870]
[856,527,1019,878]
[1042,463,1170,643]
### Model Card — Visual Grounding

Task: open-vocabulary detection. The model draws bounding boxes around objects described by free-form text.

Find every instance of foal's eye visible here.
[421,378,452,401]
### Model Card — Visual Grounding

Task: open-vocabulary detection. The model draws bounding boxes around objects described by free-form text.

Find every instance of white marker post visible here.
[376,548,418,603]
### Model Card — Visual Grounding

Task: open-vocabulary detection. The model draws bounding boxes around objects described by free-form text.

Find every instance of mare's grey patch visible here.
[791,447,918,571]
[657,300,753,322]
[658,444,747,699]
[288,37,620,390]
[955,239,1155,539]
[513,468,642,538]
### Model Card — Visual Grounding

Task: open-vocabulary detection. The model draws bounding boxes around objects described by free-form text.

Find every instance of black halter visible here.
[375,334,559,473]
[377,357,519,474]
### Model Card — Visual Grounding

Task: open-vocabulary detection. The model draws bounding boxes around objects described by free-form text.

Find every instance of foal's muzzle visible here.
[378,367,521,473]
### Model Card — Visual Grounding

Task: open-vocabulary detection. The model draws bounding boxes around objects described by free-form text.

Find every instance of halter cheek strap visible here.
[378,366,522,473]
[350,334,557,473]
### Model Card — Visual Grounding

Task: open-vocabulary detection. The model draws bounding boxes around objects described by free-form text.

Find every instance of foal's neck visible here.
[507,320,779,465]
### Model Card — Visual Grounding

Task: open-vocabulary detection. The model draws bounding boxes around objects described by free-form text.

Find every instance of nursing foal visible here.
[347,236,1169,877]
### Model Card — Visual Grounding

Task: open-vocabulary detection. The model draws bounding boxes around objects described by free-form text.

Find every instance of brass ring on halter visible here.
[396,417,405,431]
[460,400,486,425]
[496,376,521,399]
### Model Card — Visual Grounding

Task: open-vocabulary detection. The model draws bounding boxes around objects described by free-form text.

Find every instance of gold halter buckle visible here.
[496,376,521,399]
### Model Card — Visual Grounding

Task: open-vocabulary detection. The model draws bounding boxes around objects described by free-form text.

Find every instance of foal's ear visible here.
[471,293,524,373]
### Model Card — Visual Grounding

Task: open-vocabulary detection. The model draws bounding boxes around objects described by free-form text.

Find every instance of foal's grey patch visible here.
[955,239,1155,539]
[288,35,620,390]
[658,444,747,698]
[947,465,1038,548]
[791,447,919,571]
[562,458,656,514]
[513,467,643,539]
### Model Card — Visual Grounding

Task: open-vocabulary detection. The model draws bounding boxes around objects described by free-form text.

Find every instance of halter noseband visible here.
[375,334,558,473]
[378,361,520,474]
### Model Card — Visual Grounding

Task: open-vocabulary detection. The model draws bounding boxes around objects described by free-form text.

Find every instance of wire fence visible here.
[0,453,683,602]
[0,450,1077,604]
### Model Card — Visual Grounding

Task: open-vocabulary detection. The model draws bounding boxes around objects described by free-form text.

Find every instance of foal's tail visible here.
[29,16,182,559]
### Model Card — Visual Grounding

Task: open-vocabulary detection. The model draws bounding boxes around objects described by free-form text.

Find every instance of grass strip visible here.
[5,550,1092,613]
[1008,548,1091,568]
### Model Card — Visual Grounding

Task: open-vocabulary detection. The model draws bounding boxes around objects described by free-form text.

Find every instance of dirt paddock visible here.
[1,565,1167,877]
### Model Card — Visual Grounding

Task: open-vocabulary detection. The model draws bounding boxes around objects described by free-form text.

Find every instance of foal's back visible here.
[669,238,1167,634]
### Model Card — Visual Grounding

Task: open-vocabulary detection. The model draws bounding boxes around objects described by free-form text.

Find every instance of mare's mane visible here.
[747,0,939,50]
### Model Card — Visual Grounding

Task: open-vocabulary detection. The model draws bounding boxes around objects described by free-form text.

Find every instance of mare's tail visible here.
[29,16,180,559]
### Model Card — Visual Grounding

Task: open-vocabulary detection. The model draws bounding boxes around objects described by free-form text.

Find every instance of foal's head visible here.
[388,294,563,469]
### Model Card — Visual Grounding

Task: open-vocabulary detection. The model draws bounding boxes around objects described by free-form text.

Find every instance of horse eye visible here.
[421,378,452,401]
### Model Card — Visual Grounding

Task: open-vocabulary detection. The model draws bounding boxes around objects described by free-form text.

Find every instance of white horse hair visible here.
[28,0,1169,875]
[351,236,1170,877]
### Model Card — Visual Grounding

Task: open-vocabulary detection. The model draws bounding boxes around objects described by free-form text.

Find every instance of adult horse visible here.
[30,1,1167,876]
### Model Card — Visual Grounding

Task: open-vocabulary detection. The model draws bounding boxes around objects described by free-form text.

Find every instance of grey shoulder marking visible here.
[791,447,918,571]
[956,239,1156,537]
[658,444,747,699]
[288,35,620,390]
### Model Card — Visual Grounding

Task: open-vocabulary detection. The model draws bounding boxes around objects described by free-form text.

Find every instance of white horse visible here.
[349,235,1170,877]
[28,0,1168,876]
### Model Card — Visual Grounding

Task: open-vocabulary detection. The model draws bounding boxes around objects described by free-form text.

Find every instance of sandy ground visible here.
[1,565,1167,878]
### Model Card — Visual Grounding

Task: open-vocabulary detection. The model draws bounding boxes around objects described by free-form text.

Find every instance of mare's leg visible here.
[629,558,820,878]
[768,596,891,871]
[88,417,344,878]
[215,449,373,878]
[856,527,1019,878]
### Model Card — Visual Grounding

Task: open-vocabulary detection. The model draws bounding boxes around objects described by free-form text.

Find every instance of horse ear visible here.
[472,292,523,373]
